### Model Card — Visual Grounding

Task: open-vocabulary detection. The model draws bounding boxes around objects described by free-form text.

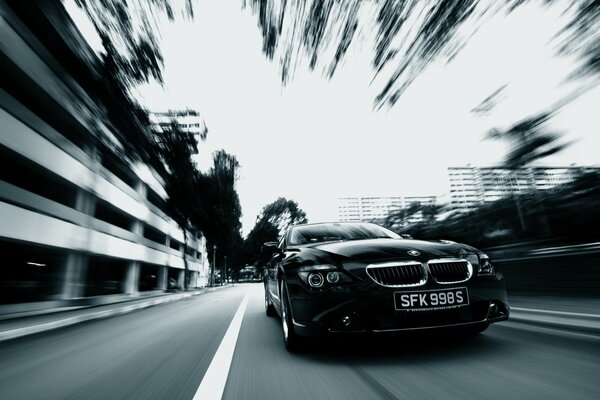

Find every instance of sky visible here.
[66,0,599,236]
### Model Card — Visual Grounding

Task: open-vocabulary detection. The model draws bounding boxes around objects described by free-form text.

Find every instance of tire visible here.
[280,282,304,352]
[265,288,276,317]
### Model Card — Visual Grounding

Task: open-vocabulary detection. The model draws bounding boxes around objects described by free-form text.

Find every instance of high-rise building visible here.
[337,196,437,223]
[150,109,207,138]
[448,165,599,213]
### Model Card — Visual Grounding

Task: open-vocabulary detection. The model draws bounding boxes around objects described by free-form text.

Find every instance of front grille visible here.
[366,262,426,287]
[428,259,472,283]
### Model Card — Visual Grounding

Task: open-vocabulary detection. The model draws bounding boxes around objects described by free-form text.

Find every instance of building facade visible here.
[0,2,209,310]
[337,196,437,223]
[448,165,599,213]
[150,109,207,138]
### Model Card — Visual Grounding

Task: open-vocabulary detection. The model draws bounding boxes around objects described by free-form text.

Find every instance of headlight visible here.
[308,272,324,288]
[326,271,340,284]
[478,254,495,275]
[298,264,352,288]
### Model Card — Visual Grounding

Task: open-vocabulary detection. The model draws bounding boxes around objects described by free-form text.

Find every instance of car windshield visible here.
[288,223,400,245]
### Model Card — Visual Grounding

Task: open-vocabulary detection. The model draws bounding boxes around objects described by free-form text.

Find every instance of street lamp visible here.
[211,244,216,287]
[224,255,227,285]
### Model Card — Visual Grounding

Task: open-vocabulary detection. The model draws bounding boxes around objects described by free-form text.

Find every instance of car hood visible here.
[305,238,474,262]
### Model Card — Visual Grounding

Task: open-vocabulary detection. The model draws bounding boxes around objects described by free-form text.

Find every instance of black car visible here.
[263,222,509,351]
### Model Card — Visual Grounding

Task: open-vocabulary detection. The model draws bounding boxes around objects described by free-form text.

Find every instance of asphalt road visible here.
[0,284,598,400]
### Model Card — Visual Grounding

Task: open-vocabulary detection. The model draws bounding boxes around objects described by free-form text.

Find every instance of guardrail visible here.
[510,307,600,334]
[486,242,600,297]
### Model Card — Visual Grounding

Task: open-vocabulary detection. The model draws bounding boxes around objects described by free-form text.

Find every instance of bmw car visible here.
[263,222,509,351]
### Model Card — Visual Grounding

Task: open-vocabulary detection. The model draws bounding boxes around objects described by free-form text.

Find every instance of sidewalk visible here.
[0,285,233,342]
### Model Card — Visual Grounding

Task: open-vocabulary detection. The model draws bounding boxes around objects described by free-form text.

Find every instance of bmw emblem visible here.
[407,250,420,257]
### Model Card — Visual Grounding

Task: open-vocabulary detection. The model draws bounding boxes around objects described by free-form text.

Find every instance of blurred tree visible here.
[153,122,201,290]
[241,219,280,268]
[74,0,193,85]
[244,0,599,108]
[152,134,244,288]
[421,204,442,223]
[193,151,243,285]
[486,112,570,169]
[259,197,308,237]
[471,84,508,115]
[70,0,194,166]
[39,2,245,288]
[406,171,600,249]
[383,202,440,232]
[558,0,600,79]
[543,171,600,244]
[486,112,571,233]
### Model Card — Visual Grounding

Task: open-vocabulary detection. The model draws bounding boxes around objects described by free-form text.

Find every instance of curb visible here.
[0,285,232,342]
[509,307,600,335]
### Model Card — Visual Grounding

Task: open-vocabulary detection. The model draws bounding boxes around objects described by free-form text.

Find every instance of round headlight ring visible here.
[326,271,340,284]
[308,272,324,288]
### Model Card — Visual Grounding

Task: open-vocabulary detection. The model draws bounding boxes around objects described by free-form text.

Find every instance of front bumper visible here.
[286,274,509,336]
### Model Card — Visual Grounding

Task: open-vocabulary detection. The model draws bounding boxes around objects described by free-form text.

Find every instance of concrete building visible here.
[337,196,437,223]
[448,165,600,213]
[0,2,209,311]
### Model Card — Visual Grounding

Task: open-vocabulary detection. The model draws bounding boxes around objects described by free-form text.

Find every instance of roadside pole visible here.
[211,244,216,287]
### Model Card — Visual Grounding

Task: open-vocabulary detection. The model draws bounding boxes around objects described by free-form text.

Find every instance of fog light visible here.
[308,272,324,288]
[478,256,495,275]
[341,315,352,327]
[488,302,499,317]
[326,271,340,284]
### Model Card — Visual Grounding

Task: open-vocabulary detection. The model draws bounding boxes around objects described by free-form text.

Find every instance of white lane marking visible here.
[193,294,249,400]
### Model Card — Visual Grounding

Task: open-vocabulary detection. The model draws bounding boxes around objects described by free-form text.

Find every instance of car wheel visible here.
[280,282,304,352]
[265,289,276,317]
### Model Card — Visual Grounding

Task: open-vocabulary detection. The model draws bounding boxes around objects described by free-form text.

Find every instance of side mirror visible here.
[400,234,413,240]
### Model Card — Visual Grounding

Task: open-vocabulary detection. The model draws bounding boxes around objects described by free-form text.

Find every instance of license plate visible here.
[394,287,469,311]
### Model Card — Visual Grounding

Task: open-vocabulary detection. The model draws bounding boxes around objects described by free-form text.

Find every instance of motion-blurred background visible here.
[0,0,599,316]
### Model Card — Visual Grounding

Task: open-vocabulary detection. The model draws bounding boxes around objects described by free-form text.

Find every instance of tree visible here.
[45,2,245,288]
[486,112,571,232]
[486,112,570,170]
[403,171,600,248]
[244,0,600,108]
[258,197,308,237]
[383,202,440,232]
[241,219,280,268]
[151,133,245,289]
[74,0,193,84]
[241,197,307,267]
[193,151,243,285]
[68,1,194,165]
[154,123,201,290]
[421,204,442,223]
[383,206,409,232]
[558,0,600,80]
